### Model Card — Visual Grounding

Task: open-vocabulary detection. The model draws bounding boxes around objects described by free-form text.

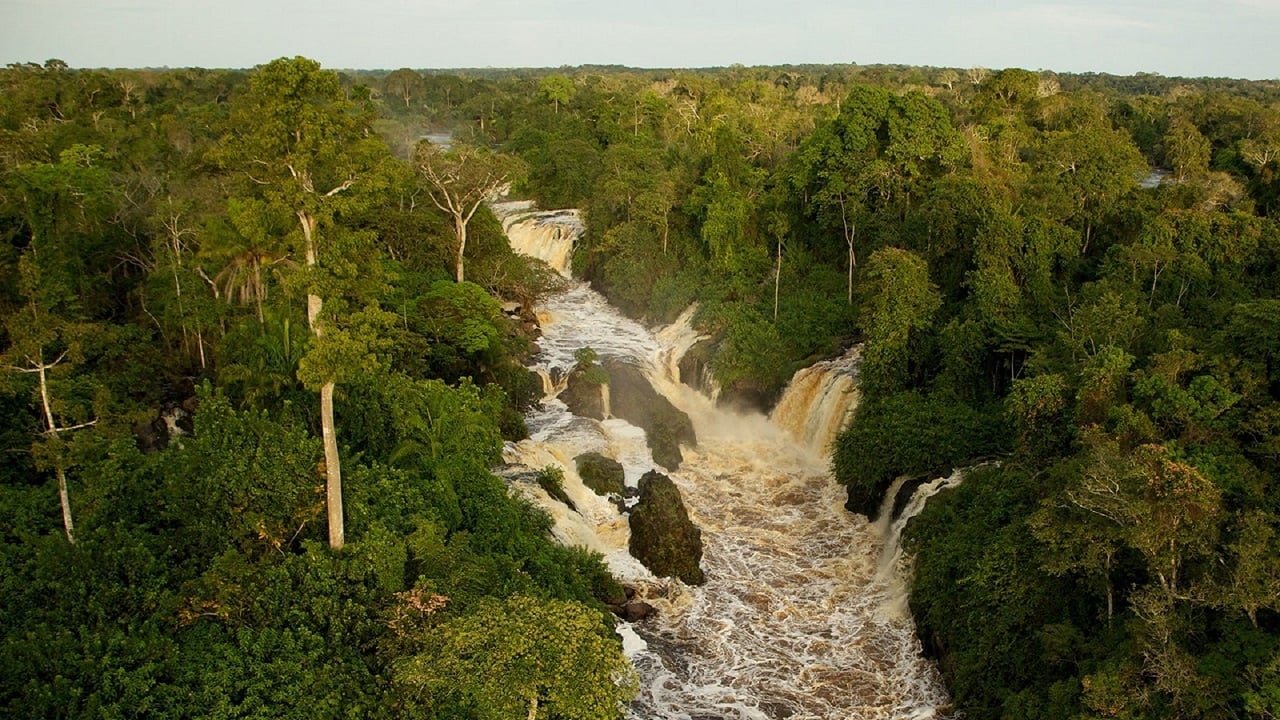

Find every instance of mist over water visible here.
[500,208,950,719]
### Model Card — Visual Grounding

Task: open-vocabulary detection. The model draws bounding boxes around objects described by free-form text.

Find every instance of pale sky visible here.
[1,0,1277,79]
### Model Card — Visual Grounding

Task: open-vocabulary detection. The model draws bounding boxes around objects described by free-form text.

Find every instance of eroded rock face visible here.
[602,358,696,471]
[628,470,705,585]
[677,338,715,395]
[575,452,625,497]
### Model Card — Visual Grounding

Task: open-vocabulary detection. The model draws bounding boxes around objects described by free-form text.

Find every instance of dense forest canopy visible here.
[3,56,1280,718]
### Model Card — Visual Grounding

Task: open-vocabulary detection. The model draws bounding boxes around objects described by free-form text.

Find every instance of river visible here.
[496,204,951,720]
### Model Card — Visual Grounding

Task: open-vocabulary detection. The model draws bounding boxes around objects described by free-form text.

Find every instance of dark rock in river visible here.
[602,358,696,471]
[678,337,773,414]
[623,601,656,622]
[575,452,626,497]
[677,338,715,394]
[628,470,705,585]
[560,366,607,420]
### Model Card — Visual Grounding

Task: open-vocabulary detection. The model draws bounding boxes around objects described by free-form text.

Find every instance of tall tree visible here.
[858,247,941,396]
[219,56,392,550]
[382,68,424,110]
[413,141,526,283]
[2,145,114,543]
[538,74,575,114]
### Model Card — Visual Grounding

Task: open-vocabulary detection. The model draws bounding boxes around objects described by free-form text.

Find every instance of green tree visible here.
[383,68,424,110]
[1164,115,1212,183]
[413,141,527,283]
[539,74,575,114]
[219,56,393,550]
[394,595,636,720]
[1030,121,1146,254]
[2,145,115,543]
[858,247,941,396]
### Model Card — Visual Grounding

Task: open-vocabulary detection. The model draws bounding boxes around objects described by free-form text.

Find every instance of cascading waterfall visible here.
[494,200,583,276]
[500,207,951,719]
[770,346,862,456]
[874,470,968,620]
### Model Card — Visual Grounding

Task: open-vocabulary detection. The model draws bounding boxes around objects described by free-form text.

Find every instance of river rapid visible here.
[496,204,951,720]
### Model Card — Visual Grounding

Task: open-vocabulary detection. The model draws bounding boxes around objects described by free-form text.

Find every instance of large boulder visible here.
[575,452,626,497]
[628,470,705,585]
[603,358,696,471]
[559,367,607,420]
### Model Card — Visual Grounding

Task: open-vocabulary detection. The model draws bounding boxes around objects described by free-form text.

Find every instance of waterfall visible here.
[654,304,705,386]
[500,207,951,719]
[876,469,968,620]
[770,346,862,457]
[493,200,582,276]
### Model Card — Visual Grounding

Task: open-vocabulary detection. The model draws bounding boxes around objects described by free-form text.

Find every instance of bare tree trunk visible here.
[33,353,75,544]
[455,215,468,283]
[847,242,855,305]
[321,380,343,550]
[299,210,345,550]
[839,195,856,304]
[774,240,782,323]
[56,464,75,544]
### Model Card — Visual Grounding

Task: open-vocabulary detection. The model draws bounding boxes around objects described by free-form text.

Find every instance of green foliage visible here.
[0,58,634,720]
[536,465,575,510]
[394,595,636,720]
[857,247,942,397]
[574,346,610,385]
[707,304,790,399]
[833,391,1006,515]
[6,57,1280,720]
[166,385,324,558]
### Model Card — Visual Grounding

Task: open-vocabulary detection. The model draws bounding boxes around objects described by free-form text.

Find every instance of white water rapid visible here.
[500,207,951,719]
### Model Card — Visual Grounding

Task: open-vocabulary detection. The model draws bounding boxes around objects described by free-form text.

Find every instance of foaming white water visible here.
[876,470,967,621]
[534,282,663,376]
[629,427,950,719]
[654,304,706,385]
[502,208,950,719]
[496,202,583,276]
[770,346,862,456]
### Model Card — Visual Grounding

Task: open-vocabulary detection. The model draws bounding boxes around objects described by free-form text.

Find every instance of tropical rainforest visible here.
[2,55,1280,719]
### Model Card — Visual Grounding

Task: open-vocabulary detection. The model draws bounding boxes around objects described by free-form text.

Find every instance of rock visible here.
[677,338,715,393]
[623,601,656,622]
[602,358,696,471]
[559,367,607,420]
[133,416,170,454]
[575,452,626,497]
[717,381,774,415]
[133,402,194,453]
[628,470,705,585]
[676,339,772,413]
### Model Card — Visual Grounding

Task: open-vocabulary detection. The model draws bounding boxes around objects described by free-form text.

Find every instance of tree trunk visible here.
[34,351,75,544]
[454,215,468,283]
[321,380,344,550]
[56,464,75,544]
[773,240,782,323]
[839,195,856,305]
[299,209,345,550]
[847,242,855,305]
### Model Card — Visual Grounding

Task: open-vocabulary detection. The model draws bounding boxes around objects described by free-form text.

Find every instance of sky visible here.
[1,0,1278,80]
